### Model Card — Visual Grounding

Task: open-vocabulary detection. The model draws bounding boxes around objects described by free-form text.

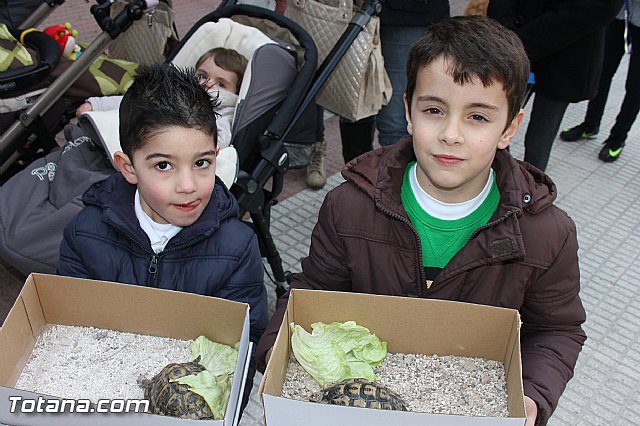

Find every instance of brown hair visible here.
[196,47,248,93]
[406,15,530,129]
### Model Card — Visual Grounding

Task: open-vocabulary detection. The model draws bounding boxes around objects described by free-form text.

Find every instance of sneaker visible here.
[598,137,625,162]
[305,140,326,189]
[560,123,599,142]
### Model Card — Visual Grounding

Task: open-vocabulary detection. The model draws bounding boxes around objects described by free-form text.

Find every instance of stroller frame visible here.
[0,0,161,179]
[177,1,383,297]
[18,0,66,30]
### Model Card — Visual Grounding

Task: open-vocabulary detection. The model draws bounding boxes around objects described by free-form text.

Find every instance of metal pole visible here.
[19,1,66,30]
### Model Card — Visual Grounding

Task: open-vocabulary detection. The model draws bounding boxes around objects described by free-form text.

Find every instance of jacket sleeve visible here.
[214,232,268,346]
[520,219,587,426]
[512,0,623,61]
[56,216,93,279]
[255,189,353,372]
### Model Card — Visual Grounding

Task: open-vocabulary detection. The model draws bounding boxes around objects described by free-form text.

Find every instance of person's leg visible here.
[340,115,375,163]
[523,93,569,171]
[561,19,625,141]
[306,105,327,189]
[599,22,640,162]
[376,25,426,146]
[584,19,627,129]
[609,22,640,141]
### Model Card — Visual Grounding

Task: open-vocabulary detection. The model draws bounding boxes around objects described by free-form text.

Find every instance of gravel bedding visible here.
[15,324,192,403]
[281,352,509,417]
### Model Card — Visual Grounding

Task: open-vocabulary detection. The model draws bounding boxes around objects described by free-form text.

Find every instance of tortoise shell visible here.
[310,378,408,411]
[141,361,214,419]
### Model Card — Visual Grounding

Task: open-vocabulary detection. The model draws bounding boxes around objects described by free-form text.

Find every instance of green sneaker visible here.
[598,137,625,162]
[560,123,599,142]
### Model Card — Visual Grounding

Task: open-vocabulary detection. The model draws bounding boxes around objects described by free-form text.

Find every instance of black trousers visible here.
[523,94,569,172]
[584,19,640,142]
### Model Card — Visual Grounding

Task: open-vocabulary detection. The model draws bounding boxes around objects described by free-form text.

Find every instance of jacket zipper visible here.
[377,203,427,297]
[117,236,160,288]
[107,214,213,289]
[378,204,518,296]
[148,254,159,287]
[140,234,210,288]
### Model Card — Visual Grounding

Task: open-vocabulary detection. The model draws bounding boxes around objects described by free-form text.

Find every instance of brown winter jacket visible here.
[256,137,586,425]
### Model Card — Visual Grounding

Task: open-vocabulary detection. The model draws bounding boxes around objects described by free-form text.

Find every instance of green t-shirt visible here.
[401,162,500,270]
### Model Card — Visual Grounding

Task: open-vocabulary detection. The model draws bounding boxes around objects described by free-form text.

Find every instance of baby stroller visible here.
[0,0,176,269]
[173,1,384,297]
[0,0,383,300]
[171,3,318,297]
[0,0,168,183]
[0,0,317,278]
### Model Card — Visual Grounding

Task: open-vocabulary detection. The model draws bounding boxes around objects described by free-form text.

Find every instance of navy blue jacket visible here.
[57,173,268,346]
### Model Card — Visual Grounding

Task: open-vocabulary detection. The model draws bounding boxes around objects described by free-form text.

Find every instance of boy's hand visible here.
[75,102,93,118]
[524,396,537,425]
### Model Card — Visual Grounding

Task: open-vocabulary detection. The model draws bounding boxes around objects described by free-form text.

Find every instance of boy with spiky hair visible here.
[58,63,267,414]
[256,16,585,426]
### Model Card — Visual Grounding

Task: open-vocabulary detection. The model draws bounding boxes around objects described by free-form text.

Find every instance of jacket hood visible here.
[342,136,557,217]
[82,173,239,246]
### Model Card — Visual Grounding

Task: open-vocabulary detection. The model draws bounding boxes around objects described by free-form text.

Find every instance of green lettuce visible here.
[290,321,387,386]
[169,336,238,420]
[172,370,231,420]
[190,335,238,376]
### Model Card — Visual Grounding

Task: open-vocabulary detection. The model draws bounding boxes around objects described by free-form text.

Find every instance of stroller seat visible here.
[80,16,303,189]
[171,18,300,170]
[0,13,310,278]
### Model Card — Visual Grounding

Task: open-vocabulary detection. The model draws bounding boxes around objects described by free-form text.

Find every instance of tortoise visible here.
[139,360,214,420]
[310,378,408,411]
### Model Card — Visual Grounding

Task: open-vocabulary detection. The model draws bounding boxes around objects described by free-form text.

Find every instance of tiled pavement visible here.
[1,1,640,425]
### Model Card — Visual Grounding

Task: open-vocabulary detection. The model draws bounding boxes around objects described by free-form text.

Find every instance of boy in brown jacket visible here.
[256,16,586,426]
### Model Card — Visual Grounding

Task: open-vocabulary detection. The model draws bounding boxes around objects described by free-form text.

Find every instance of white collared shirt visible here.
[134,190,182,253]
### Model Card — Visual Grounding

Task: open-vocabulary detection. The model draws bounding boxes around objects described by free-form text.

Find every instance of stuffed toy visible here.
[43,23,82,60]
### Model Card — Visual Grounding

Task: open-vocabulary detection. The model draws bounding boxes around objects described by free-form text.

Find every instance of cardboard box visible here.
[0,273,252,426]
[260,289,526,425]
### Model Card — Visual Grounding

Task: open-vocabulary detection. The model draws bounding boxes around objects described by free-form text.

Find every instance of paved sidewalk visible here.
[1,1,639,425]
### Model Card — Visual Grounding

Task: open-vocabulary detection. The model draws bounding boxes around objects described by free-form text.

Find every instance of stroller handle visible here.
[19,0,67,30]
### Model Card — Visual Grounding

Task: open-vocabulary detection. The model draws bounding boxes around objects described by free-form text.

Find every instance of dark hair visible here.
[196,47,248,94]
[406,15,530,129]
[119,63,219,159]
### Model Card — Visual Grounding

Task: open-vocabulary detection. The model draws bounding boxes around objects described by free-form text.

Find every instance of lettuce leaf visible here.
[190,335,238,376]
[169,336,238,420]
[172,370,231,420]
[290,321,387,386]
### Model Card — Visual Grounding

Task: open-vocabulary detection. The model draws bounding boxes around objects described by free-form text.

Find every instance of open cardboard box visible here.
[260,289,526,425]
[0,273,252,426]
